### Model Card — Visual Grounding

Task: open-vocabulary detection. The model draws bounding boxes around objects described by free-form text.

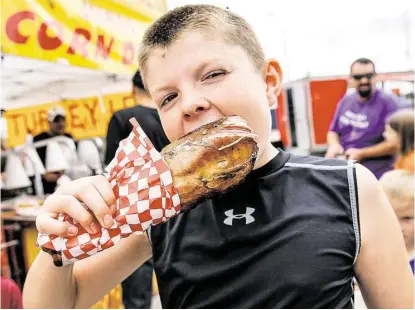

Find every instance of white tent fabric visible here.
[1,54,132,110]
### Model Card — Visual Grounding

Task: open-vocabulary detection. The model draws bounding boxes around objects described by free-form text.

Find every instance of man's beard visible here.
[357,85,372,99]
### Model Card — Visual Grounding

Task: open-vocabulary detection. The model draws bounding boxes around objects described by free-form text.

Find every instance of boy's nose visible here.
[182,97,211,119]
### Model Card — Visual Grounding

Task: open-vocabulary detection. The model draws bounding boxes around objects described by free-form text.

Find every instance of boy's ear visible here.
[264,59,283,107]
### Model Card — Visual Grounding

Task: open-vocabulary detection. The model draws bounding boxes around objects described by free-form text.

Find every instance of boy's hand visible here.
[36,175,116,237]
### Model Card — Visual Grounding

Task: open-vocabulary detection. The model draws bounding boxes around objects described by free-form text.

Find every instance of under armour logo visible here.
[224,208,255,226]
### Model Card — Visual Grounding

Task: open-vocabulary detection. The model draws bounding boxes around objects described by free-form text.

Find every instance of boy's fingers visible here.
[42,194,97,234]
[74,183,114,229]
[39,175,116,235]
[91,175,117,207]
[36,212,77,237]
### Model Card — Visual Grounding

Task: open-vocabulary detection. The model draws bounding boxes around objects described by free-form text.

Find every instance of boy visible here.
[23,5,413,309]
[380,169,414,273]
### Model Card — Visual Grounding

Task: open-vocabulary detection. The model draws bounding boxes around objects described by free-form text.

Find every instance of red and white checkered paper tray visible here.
[36,118,181,266]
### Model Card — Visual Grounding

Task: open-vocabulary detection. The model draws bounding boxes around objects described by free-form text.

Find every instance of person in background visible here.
[104,70,169,309]
[33,106,74,194]
[384,109,414,173]
[380,169,414,273]
[326,58,401,179]
[1,277,23,309]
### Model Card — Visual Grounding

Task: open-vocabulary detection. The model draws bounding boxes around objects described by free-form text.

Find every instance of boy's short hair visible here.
[379,169,414,199]
[138,4,265,84]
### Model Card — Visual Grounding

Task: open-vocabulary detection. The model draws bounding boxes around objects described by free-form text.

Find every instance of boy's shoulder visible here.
[284,152,352,169]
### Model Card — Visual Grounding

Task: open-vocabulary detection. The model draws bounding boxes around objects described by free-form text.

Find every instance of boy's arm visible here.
[353,164,414,308]
[23,233,152,309]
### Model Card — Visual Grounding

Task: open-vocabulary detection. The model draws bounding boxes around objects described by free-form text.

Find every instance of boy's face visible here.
[145,32,281,164]
[388,194,414,252]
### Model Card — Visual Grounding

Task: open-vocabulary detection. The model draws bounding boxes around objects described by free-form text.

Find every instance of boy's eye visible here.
[160,93,178,107]
[202,70,226,81]
[402,216,414,221]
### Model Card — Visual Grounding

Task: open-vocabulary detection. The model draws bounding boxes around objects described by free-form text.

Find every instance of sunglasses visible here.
[351,73,375,80]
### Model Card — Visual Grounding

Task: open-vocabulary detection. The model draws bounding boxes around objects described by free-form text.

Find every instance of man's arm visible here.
[327,131,340,145]
[345,139,399,161]
[23,233,152,309]
[325,131,344,158]
[359,140,398,158]
[105,113,125,165]
[353,164,414,308]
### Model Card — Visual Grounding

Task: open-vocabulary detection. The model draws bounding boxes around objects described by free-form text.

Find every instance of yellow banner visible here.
[5,92,138,147]
[1,0,167,74]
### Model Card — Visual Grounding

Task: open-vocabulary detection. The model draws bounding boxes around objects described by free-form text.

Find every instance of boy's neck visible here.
[254,142,279,170]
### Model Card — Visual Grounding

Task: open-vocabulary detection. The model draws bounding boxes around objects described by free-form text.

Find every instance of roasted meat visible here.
[161,116,258,209]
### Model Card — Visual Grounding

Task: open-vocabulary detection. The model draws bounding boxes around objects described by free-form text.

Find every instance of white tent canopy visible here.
[1,55,132,110]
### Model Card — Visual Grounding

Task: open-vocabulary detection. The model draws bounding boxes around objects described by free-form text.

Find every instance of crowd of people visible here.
[0,3,414,309]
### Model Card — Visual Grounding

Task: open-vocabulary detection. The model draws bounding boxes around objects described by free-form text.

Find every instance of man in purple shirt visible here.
[326,58,400,179]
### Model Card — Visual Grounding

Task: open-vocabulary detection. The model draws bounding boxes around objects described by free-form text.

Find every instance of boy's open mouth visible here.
[187,115,256,139]
[220,116,254,135]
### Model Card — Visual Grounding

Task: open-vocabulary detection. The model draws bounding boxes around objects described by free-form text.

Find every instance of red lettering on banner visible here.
[23,112,40,133]
[122,42,135,64]
[122,95,135,108]
[108,99,115,114]
[38,20,63,50]
[96,35,114,59]
[38,110,49,130]
[68,104,85,129]
[6,11,35,44]
[8,114,23,136]
[22,114,29,134]
[67,28,91,57]
[84,100,98,126]
[6,11,136,72]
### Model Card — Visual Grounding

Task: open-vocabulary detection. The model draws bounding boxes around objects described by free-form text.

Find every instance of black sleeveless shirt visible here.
[149,150,361,308]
